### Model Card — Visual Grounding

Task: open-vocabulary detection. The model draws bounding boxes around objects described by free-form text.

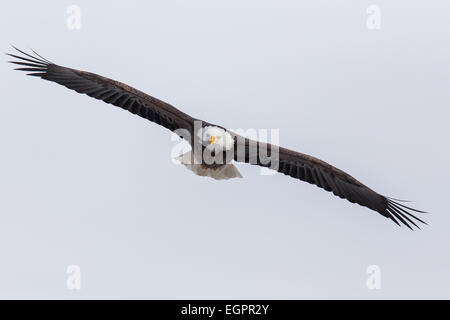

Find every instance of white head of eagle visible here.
[198,126,234,153]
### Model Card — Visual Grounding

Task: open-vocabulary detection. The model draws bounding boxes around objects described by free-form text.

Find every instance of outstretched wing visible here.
[232,135,426,230]
[7,47,196,139]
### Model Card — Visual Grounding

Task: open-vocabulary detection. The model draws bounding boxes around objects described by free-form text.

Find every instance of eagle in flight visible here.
[7,46,427,230]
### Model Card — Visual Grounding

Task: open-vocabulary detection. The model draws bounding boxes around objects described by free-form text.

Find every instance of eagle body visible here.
[176,150,243,180]
[176,125,243,180]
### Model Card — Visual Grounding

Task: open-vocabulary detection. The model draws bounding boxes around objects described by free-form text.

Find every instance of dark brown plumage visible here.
[7,46,427,229]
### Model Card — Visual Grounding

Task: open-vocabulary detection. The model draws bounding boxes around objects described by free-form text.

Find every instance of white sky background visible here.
[0,0,449,299]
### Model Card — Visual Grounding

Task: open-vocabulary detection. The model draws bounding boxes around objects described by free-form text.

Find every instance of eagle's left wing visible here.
[231,133,427,230]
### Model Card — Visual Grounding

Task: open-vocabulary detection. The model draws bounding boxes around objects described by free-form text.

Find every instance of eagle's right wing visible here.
[8,47,196,139]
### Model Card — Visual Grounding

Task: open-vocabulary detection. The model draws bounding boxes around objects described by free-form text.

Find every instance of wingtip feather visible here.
[384,197,427,230]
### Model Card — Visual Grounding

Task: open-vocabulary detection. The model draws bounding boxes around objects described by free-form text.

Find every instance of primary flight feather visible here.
[7,46,427,229]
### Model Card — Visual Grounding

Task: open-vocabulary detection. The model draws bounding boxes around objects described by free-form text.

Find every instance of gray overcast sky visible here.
[0,1,449,299]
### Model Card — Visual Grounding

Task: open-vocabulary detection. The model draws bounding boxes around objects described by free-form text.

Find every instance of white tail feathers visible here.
[175,151,243,180]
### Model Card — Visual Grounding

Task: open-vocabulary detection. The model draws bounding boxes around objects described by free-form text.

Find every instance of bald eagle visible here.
[7,47,427,230]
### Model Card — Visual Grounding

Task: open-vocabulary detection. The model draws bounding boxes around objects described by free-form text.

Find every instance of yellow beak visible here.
[208,136,216,145]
